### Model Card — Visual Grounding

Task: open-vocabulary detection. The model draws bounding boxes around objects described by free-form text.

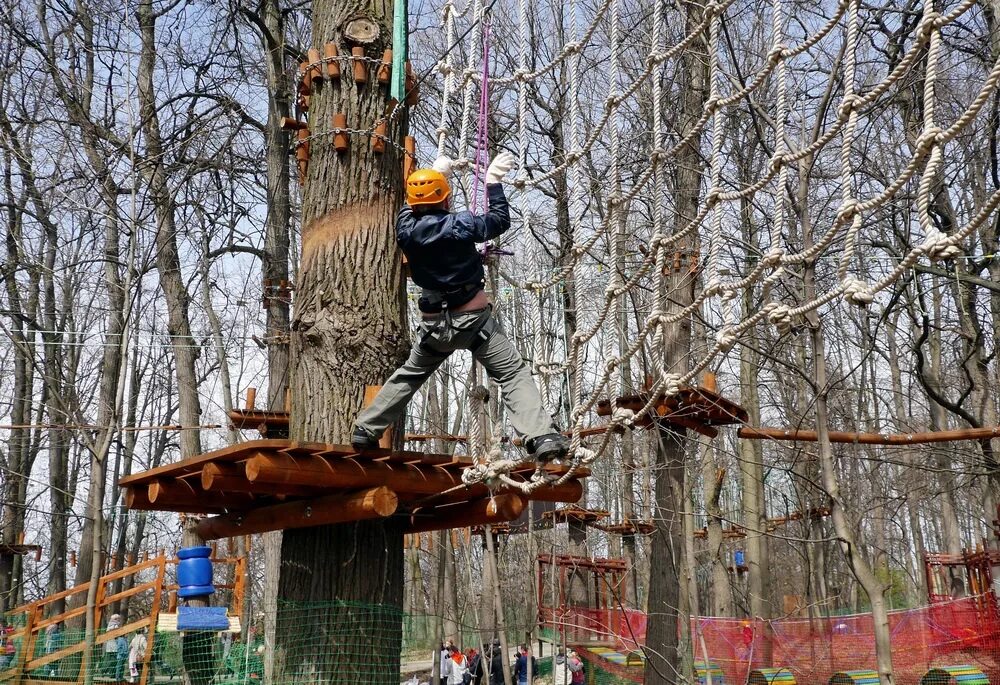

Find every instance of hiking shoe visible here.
[351,427,380,451]
[528,433,569,461]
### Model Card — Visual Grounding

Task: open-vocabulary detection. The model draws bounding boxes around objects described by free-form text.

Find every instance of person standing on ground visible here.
[488,640,504,685]
[552,648,570,685]
[567,649,585,685]
[512,644,537,684]
[446,644,469,685]
[352,153,569,463]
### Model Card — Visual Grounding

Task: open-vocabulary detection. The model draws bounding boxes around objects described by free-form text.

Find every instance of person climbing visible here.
[352,152,569,462]
[127,628,148,683]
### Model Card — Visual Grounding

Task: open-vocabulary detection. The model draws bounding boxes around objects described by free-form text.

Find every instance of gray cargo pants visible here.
[355,307,557,444]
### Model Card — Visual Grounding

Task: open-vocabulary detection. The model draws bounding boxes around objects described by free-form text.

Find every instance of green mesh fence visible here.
[2,603,571,685]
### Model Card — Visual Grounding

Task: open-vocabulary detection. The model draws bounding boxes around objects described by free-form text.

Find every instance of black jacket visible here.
[396,184,511,295]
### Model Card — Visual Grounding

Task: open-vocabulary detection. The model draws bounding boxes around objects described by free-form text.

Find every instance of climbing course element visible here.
[829,671,880,685]
[119,439,586,537]
[415,0,1000,490]
[749,668,798,685]
[695,660,727,685]
[920,666,990,685]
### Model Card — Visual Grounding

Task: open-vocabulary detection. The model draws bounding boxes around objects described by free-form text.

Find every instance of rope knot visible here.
[437,61,453,75]
[703,277,724,297]
[705,96,721,113]
[763,247,785,267]
[563,41,582,55]
[706,187,722,207]
[915,126,943,150]
[514,68,530,82]
[920,229,963,261]
[842,277,874,306]
[453,158,471,170]
[836,198,860,224]
[767,45,787,64]
[662,373,683,398]
[768,154,784,172]
[435,126,449,136]
[650,147,666,162]
[566,150,582,163]
[604,94,620,111]
[837,94,859,119]
[512,175,528,189]
[765,302,794,335]
[716,325,738,352]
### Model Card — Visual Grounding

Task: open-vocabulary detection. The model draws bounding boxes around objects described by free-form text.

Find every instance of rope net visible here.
[405,0,1000,487]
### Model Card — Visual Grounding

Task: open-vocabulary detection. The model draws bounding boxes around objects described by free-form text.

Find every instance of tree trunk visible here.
[644,426,686,685]
[273,0,408,682]
[703,455,732,617]
[136,0,203,461]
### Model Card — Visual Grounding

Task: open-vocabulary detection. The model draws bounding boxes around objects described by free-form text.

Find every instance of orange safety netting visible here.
[543,597,1000,684]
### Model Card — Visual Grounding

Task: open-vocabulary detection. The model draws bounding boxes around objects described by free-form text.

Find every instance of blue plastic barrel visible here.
[176,546,215,598]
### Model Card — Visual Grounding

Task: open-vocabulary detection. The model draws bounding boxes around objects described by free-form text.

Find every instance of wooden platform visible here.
[118,439,586,538]
[601,520,656,535]
[542,505,610,525]
[596,385,747,437]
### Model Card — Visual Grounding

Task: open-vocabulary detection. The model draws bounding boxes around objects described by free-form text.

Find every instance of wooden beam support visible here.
[406,494,526,533]
[125,486,228,515]
[201,462,316,497]
[146,480,253,512]
[246,451,463,495]
[738,425,1000,445]
[423,478,583,507]
[195,486,398,540]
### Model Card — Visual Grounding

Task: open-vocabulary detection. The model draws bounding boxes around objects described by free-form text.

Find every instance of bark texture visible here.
[274,0,408,682]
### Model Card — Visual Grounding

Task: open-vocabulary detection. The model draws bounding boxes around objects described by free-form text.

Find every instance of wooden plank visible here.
[201,462,316,496]
[738,425,1000,445]
[406,494,527,533]
[246,451,464,495]
[195,486,399,539]
[118,439,317,486]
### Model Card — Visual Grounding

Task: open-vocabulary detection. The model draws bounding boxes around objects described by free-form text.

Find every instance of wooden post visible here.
[332,113,349,153]
[295,129,310,184]
[352,47,367,84]
[701,372,717,393]
[139,556,165,685]
[299,61,312,93]
[14,605,39,684]
[404,61,418,105]
[403,136,416,179]
[324,43,340,78]
[372,120,387,153]
[308,48,322,83]
[195,487,399,539]
[405,494,527,533]
[377,49,392,83]
[245,387,257,410]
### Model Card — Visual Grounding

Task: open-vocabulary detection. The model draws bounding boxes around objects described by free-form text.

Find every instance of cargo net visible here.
[543,596,999,685]
[415,0,1000,490]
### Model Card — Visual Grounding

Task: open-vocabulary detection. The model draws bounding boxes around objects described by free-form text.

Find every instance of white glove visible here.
[431,155,454,175]
[485,151,516,184]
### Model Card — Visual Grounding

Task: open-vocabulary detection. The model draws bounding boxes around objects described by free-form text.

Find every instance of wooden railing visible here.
[0,554,245,685]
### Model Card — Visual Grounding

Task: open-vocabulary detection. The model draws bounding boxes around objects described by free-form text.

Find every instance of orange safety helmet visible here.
[406,168,451,206]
